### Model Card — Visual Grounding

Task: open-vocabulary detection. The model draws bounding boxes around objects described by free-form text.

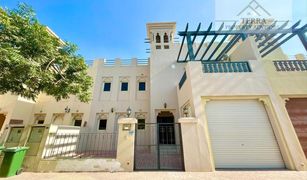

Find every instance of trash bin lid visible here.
[3,147,29,152]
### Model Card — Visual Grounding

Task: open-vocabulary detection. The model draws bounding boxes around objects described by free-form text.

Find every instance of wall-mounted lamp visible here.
[183,107,189,117]
[111,108,114,113]
[164,103,167,109]
[127,106,132,117]
[64,106,70,113]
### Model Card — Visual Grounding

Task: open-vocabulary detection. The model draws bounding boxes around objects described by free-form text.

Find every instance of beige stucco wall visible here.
[0,21,306,172]
[1,58,150,136]
[0,94,36,135]
[148,23,185,122]
[264,59,307,95]
[176,37,307,171]
[88,59,149,133]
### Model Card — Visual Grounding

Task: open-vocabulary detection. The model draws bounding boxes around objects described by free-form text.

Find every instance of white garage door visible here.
[206,99,285,169]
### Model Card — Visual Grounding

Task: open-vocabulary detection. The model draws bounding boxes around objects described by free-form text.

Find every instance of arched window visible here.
[163,33,169,43]
[156,33,161,43]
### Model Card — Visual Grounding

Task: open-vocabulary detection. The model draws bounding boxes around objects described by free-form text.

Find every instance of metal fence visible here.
[134,123,184,171]
[43,132,118,159]
[273,60,307,72]
[203,61,252,73]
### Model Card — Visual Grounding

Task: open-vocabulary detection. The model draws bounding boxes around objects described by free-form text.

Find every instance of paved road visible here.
[5,171,307,180]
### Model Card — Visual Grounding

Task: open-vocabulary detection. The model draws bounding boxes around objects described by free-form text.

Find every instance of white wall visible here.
[87,58,149,133]
[0,94,36,134]
[148,22,185,122]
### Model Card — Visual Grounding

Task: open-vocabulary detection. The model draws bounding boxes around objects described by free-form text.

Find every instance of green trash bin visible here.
[0,147,29,177]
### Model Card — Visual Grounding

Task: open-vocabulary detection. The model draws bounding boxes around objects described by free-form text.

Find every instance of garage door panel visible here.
[206,99,285,169]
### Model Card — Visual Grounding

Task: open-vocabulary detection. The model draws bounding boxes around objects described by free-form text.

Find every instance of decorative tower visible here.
[146,22,176,51]
[146,22,185,122]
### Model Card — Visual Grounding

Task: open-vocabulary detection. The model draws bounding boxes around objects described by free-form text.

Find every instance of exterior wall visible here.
[0,58,151,171]
[0,21,306,172]
[263,48,307,167]
[0,94,36,136]
[33,95,91,128]
[88,59,149,133]
[0,58,149,134]
[264,59,307,95]
[230,37,260,61]
[176,36,307,171]
[147,22,185,122]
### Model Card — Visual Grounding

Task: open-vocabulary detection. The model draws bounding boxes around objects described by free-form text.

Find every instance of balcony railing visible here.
[203,61,251,73]
[273,60,307,72]
[178,71,187,89]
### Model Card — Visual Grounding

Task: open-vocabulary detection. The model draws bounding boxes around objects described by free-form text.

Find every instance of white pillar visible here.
[116,118,137,171]
[179,117,214,172]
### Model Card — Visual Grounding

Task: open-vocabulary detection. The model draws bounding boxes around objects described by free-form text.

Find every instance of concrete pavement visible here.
[5,171,307,180]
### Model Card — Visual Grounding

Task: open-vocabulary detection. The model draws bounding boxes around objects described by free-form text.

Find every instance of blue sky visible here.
[0,0,306,61]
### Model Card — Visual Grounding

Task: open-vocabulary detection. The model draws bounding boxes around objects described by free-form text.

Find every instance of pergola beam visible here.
[215,23,250,61]
[178,27,303,36]
[262,24,307,57]
[186,34,195,60]
[184,23,201,61]
[208,22,236,61]
[255,21,277,42]
[258,20,298,48]
[200,23,224,61]
[259,22,302,53]
[297,27,307,51]
[216,35,241,61]
[177,21,306,62]
[194,23,212,59]
[261,33,297,57]
[177,23,189,62]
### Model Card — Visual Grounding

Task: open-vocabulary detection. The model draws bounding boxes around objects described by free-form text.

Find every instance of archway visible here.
[157,111,175,144]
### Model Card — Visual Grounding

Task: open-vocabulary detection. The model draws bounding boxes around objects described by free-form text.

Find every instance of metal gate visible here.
[134,123,184,171]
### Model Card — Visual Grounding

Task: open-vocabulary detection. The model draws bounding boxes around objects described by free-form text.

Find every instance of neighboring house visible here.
[0,21,306,172]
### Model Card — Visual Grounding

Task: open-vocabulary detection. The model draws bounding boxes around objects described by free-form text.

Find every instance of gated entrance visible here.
[134,122,184,171]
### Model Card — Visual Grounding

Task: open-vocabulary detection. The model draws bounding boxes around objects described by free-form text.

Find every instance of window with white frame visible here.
[138,82,146,91]
[103,82,111,91]
[101,77,113,92]
[121,82,128,91]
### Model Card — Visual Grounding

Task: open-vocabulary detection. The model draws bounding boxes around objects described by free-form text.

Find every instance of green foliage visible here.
[0,3,92,102]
